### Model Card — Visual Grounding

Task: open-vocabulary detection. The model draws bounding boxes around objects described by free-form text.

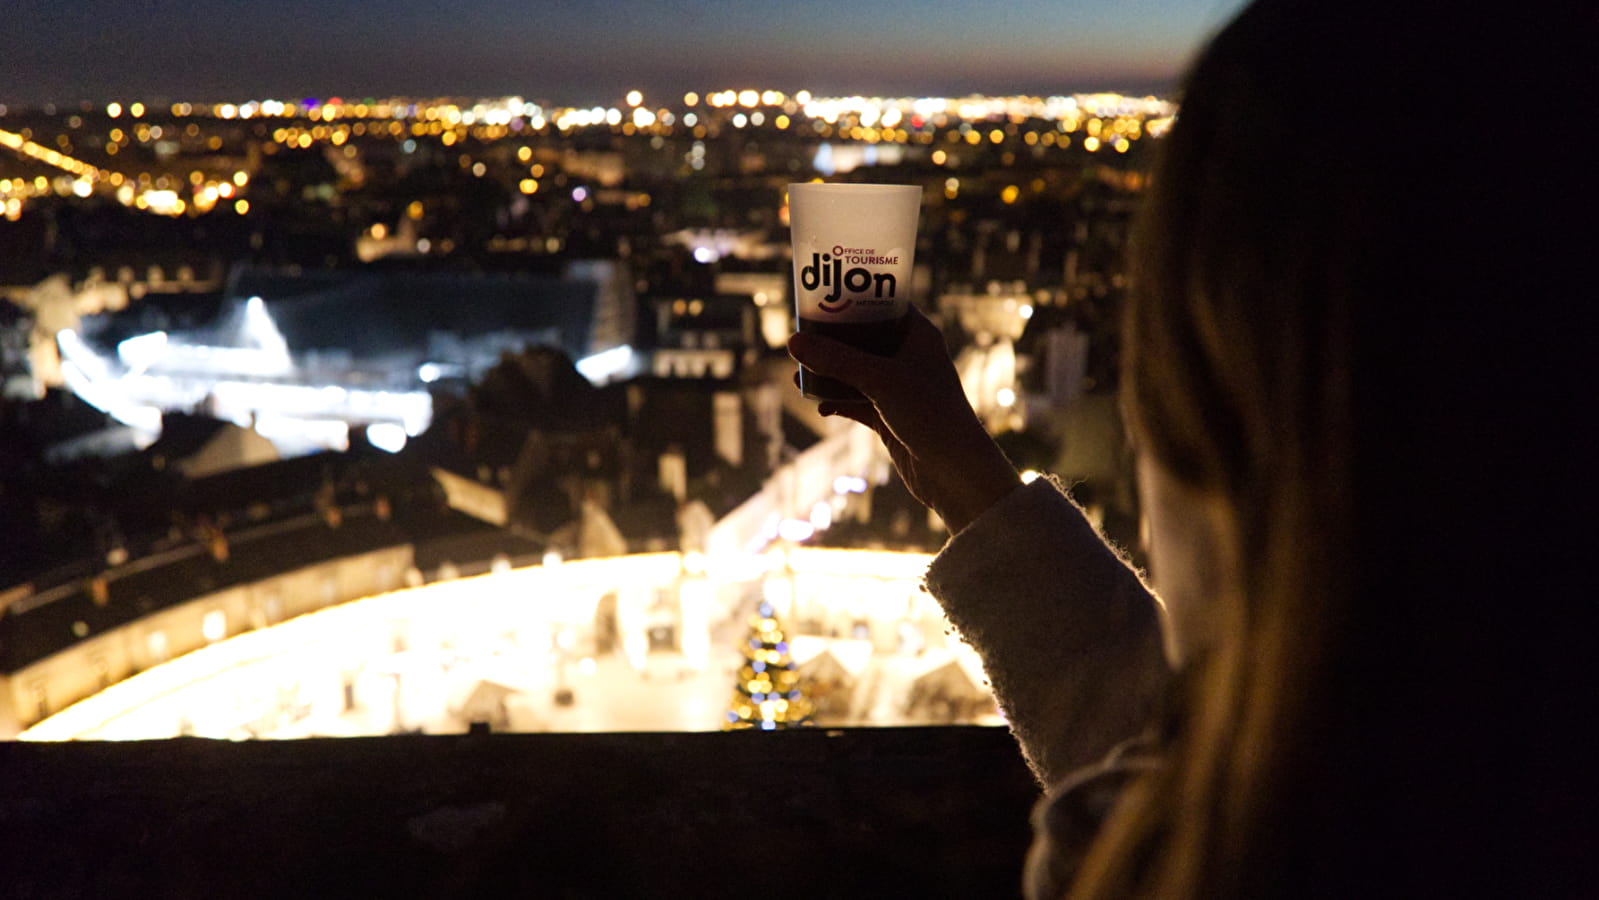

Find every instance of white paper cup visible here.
[787,182,922,401]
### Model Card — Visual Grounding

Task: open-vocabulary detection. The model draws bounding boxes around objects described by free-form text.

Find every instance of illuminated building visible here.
[47,261,635,456]
[646,293,761,380]
[3,538,1002,739]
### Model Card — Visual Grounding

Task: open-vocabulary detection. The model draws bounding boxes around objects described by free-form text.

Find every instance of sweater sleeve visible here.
[924,476,1170,786]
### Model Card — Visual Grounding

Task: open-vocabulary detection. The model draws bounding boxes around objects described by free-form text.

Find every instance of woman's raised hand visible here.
[787,306,1021,534]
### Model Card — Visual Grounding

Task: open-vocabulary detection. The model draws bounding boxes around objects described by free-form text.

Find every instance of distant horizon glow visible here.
[3,0,1250,107]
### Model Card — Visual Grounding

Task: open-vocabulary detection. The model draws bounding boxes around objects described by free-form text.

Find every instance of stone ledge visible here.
[0,726,1039,898]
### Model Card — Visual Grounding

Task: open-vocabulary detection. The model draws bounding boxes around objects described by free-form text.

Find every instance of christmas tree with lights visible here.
[724,600,813,730]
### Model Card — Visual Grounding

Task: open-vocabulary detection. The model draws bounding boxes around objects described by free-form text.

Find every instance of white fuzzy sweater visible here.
[924,476,1170,897]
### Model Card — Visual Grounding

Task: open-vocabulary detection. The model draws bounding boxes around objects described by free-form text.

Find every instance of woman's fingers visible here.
[788,307,951,406]
[819,400,886,433]
[787,331,894,401]
[786,306,1020,533]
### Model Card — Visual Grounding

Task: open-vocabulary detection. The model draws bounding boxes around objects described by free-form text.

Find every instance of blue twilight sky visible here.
[5,0,1250,105]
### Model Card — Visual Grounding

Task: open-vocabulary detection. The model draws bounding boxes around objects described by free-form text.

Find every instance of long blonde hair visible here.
[1078,0,1594,895]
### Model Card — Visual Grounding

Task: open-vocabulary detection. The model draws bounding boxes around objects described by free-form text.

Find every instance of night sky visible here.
[7,0,1248,106]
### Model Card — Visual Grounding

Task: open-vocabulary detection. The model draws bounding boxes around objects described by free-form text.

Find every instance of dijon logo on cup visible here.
[799,244,901,314]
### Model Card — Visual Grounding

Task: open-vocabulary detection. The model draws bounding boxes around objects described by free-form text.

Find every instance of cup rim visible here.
[786,182,922,194]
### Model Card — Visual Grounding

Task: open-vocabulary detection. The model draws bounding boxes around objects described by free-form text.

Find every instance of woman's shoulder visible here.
[1024,735,1164,900]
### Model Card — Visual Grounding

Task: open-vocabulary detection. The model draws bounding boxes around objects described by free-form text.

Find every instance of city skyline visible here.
[2,68,1162,739]
[7,0,1247,106]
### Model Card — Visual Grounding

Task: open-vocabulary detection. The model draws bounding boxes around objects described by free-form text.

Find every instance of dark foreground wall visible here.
[0,727,1040,899]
